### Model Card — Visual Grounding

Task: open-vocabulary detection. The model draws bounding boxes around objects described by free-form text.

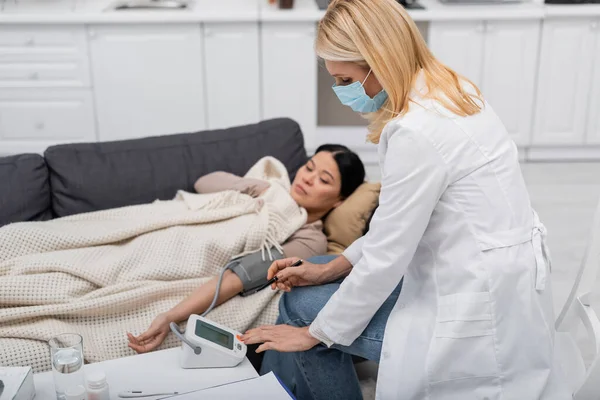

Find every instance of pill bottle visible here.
[85,371,110,400]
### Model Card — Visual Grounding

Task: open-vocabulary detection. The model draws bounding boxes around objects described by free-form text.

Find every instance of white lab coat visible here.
[309,73,570,399]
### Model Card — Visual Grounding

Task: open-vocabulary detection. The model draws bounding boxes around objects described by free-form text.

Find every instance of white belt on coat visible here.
[477,210,551,292]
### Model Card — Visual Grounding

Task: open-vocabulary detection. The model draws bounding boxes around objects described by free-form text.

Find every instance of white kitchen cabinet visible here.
[428,21,485,88]
[88,24,206,141]
[0,88,96,141]
[203,23,260,130]
[586,19,600,145]
[0,25,95,153]
[0,25,87,49]
[261,22,317,148]
[533,18,597,145]
[481,20,540,146]
[0,25,91,88]
[429,20,541,146]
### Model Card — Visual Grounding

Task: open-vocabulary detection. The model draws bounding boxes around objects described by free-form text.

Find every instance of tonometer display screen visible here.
[195,320,234,350]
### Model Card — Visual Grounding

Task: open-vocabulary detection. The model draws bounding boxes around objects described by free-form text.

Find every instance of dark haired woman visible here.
[127,144,366,354]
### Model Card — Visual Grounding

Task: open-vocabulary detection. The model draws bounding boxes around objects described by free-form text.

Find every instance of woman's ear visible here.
[332,198,344,209]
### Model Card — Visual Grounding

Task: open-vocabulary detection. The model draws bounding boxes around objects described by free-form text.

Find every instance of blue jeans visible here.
[260,255,402,400]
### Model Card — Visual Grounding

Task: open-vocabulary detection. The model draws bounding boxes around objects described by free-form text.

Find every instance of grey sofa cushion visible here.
[45,118,308,217]
[0,154,52,227]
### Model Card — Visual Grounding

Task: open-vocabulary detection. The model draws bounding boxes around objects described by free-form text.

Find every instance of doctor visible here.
[242,0,569,398]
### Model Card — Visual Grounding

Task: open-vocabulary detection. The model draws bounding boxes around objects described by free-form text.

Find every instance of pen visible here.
[265,258,303,287]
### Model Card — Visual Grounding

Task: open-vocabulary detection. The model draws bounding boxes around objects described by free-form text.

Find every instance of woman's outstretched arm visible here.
[127,271,243,353]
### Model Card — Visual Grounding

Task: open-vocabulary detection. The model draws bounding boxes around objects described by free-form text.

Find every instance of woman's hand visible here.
[127,312,171,354]
[267,258,328,292]
[241,325,320,353]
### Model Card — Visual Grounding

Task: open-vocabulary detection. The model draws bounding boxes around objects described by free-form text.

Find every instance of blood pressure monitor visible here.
[170,315,247,369]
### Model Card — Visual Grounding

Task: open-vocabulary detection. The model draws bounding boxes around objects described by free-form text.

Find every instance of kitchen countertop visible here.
[414,0,546,20]
[545,3,600,16]
[0,0,261,23]
[0,0,599,24]
[262,0,600,21]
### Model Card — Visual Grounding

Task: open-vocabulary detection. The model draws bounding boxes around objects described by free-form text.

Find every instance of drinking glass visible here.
[49,333,86,400]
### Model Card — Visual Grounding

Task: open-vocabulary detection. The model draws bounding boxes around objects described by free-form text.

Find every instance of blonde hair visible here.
[316,0,483,144]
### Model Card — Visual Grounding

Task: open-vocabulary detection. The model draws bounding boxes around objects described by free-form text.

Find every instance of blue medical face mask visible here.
[332,69,388,113]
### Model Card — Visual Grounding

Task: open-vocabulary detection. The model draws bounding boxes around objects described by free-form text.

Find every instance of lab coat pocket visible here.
[427,292,501,399]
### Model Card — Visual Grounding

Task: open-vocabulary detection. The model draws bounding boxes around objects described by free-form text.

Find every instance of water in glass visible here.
[49,334,85,400]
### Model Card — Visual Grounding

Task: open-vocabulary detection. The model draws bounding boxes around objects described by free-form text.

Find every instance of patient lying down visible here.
[127,144,365,354]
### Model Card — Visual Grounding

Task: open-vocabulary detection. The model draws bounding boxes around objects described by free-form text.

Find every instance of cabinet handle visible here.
[205,28,213,37]
[30,72,39,80]
[487,23,493,32]
[592,21,599,30]
[26,37,35,46]
[88,30,97,39]
[475,24,485,33]
[35,122,45,130]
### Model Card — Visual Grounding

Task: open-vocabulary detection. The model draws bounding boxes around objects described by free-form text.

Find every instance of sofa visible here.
[0,118,307,371]
[0,117,380,396]
[0,118,308,228]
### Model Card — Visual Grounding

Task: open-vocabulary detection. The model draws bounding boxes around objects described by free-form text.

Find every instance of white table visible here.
[33,348,259,399]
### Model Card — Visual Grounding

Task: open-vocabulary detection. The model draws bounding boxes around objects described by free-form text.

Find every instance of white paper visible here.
[167,372,293,400]
[0,367,35,400]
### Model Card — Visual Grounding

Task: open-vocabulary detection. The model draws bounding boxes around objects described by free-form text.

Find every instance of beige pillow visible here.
[323,182,381,255]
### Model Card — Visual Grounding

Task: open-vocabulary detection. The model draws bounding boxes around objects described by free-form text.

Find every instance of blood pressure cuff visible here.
[229,248,285,297]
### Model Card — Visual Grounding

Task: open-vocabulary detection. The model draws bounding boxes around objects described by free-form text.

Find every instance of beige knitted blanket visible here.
[0,157,306,372]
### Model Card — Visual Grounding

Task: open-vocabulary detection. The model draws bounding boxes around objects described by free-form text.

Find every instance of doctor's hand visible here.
[267,258,328,292]
[241,325,320,353]
[126,312,171,354]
